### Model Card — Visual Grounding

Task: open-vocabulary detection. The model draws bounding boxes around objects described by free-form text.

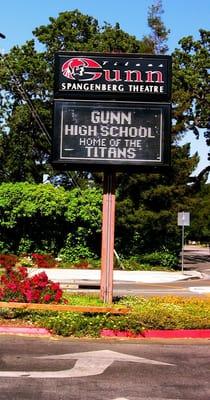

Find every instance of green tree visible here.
[0,40,53,182]
[188,183,210,244]
[115,144,199,256]
[0,3,208,257]
[147,0,170,54]
[0,10,152,183]
[114,0,201,255]
[172,29,210,185]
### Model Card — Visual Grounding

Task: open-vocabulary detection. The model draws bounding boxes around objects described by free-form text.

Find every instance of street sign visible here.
[178,212,190,226]
[54,52,172,101]
[52,100,171,169]
[178,212,190,273]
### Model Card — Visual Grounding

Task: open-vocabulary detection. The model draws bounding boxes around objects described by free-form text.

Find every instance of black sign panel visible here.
[52,100,171,169]
[54,52,172,101]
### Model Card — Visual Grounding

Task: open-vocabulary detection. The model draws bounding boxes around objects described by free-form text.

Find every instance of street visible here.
[79,246,210,298]
[0,336,209,400]
[115,245,210,297]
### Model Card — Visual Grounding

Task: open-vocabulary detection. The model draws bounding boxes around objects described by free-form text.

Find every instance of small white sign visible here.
[178,212,190,226]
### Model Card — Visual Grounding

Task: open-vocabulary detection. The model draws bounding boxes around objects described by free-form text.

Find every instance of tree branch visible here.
[189,165,210,189]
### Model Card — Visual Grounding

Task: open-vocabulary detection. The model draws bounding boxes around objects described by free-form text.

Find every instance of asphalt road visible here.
[78,246,210,298]
[77,279,210,298]
[0,336,209,400]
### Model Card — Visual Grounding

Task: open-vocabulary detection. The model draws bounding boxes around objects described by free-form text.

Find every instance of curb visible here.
[1,326,210,339]
[0,326,51,336]
[100,329,210,339]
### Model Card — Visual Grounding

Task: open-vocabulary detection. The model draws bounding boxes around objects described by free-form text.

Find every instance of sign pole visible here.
[100,171,116,303]
[181,223,185,273]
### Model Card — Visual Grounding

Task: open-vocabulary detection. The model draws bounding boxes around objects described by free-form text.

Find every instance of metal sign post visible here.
[181,223,185,273]
[100,171,116,303]
[178,212,190,273]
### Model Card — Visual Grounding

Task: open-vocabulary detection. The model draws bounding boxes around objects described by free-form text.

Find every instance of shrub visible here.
[0,254,18,271]
[0,241,10,254]
[117,251,178,271]
[139,250,178,269]
[17,255,34,267]
[119,258,151,271]
[59,231,96,264]
[0,263,63,304]
[18,311,144,337]
[17,238,34,254]
[31,253,58,268]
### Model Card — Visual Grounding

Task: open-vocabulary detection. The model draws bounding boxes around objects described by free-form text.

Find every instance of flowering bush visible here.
[0,254,18,272]
[0,263,63,304]
[31,253,58,269]
[17,256,34,267]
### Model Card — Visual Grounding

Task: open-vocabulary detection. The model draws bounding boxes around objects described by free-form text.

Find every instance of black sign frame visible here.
[54,52,172,102]
[52,100,171,171]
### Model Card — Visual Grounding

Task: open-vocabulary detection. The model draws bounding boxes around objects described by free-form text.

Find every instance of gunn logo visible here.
[62,57,164,84]
[62,57,102,81]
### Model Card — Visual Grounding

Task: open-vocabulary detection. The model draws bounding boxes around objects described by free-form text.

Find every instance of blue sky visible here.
[1,0,209,53]
[0,0,209,179]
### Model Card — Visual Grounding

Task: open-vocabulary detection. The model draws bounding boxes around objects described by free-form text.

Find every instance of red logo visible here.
[62,57,102,81]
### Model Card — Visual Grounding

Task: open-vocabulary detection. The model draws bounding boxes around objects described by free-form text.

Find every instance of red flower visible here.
[43,294,51,303]
[54,290,62,302]
[50,282,60,291]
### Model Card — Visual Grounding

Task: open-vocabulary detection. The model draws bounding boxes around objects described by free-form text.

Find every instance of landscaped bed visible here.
[0,295,210,337]
[0,255,210,338]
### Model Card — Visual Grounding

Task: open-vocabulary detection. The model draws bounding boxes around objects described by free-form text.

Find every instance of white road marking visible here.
[0,350,174,378]
[112,398,181,400]
[189,286,210,294]
[112,398,129,400]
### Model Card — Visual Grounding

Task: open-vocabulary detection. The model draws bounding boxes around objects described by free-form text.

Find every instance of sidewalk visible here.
[26,244,208,286]
[27,267,203,285]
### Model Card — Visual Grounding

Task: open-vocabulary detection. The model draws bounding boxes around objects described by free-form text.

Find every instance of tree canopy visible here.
[0,9,155,183]
[172,29,210,183]
[0,1,209,255]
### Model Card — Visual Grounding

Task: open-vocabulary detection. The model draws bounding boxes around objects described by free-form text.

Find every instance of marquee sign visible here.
[52,100,171,169]
[54,52,172,101]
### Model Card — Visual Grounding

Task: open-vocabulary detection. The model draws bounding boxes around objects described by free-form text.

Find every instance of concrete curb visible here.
[101,328,210,339]
[0,326,51,336]
[0,325,210,339]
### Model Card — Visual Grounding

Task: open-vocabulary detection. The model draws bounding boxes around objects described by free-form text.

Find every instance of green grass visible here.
[0,294,210,337]
[63,293,104,306]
